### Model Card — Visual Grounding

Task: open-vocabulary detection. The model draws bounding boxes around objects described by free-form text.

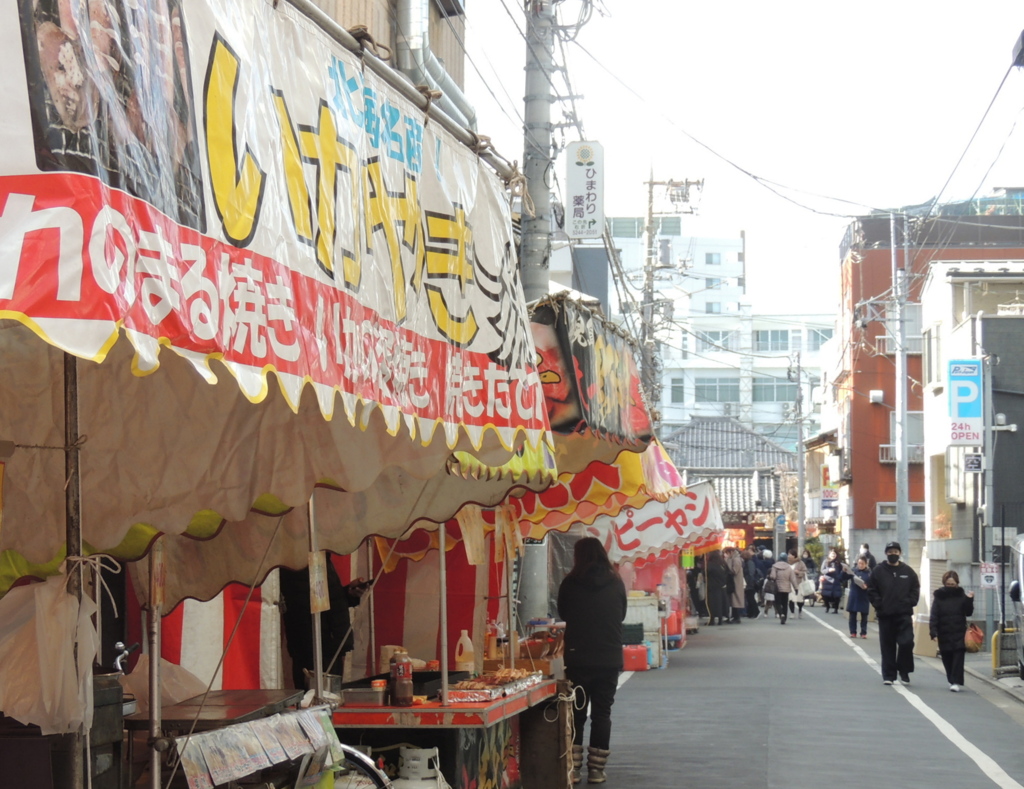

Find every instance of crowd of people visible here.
[559,538,980,784]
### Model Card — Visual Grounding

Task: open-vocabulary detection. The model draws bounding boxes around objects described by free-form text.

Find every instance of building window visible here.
[808,328,834,350]
[754,330,789,352]
[705,252,721,265]
[670,378,685,403]
[705,277,722,290]
[695,377,740,402]
[890,411,925,445]
[752,376,798,402]
[877,503,926,531]
[697,330,736,352]
[706,302,721,314]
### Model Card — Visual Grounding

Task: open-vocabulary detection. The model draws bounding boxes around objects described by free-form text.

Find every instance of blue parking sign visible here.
[948,359,983,446]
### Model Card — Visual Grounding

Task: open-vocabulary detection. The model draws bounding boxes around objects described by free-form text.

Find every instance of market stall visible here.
[0,0,559,785]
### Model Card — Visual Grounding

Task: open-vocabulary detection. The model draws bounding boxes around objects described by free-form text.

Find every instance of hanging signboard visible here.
[948,359,984,446]
[565,141,604,239]
[1,0,548,443]
[980,562,999,589]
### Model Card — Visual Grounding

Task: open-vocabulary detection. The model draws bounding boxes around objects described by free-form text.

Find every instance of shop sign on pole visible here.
[948,359,984,446]
[565,141,604,238]
[980,562,999,589]
[964,453,984,473]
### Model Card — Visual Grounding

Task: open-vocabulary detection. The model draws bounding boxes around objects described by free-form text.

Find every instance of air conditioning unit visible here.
[782,403,791,416]
[722,403,733,416]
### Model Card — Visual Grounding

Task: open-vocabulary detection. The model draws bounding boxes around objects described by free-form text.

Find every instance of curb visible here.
[964,662,1024,704]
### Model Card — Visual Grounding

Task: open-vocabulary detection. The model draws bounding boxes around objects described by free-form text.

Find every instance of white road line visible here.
[808,610,1024,789]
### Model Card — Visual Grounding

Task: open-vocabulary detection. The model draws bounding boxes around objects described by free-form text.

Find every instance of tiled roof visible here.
[688,472,782,514]
[663,417,796,470]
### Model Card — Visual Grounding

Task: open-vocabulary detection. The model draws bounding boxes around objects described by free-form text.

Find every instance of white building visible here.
[604,219,835,451]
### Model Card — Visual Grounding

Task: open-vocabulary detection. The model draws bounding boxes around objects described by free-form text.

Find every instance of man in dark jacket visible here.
[742,549,762,619]
[280,558,368,689]
[867,541,920,685]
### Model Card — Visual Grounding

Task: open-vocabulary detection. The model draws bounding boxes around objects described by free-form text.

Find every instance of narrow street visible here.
[597,610,1024,789]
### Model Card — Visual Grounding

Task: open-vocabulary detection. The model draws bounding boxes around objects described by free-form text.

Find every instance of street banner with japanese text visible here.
[585,481,725,564]
[1,0,547,447]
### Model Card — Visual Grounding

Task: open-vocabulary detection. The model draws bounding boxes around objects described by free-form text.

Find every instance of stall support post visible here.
[507,553,516,670]
[63,351,85,789]
[308,495,324,701]
[439,522,449,705]
[147,540,164,789]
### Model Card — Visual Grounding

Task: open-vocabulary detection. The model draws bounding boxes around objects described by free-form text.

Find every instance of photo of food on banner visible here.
[16,0,205,229]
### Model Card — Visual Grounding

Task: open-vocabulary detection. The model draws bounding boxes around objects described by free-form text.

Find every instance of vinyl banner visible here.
[532,296,652,441]
[585,481,725,564]
[1,0,547,444]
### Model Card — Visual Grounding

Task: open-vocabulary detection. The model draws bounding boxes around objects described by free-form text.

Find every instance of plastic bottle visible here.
[389,649,414,707]
[485,621,499,660]
[455,629,476,675]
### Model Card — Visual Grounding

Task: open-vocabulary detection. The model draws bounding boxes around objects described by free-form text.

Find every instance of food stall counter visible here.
[330,678,557,729]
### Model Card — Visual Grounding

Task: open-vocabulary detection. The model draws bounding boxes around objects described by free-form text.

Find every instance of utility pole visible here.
[792,352,806,555]
[518,0,557,627]
[520,0,555,303]
[641,174,702,415]
[890,213,910,552]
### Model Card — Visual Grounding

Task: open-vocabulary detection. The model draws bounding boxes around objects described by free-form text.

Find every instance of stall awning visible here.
[0,0,556,600]
[583,480,725,565]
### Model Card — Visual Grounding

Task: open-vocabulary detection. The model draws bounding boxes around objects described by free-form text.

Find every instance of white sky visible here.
[462,1,1024,313]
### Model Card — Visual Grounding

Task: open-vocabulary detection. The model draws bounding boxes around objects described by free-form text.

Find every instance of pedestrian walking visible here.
[724,547,746,623]
[768,556,797,625]
[788,550,808,618]
[929,570,975,692]
[742,549,762,619]
[688,558,708,619]
[705,550,731,626]
[859,543,877,570]
[800,548,817,574]
[846,557,871,639]
[819,549,844,613]
[557,537,627,784]
[867,541,920,686]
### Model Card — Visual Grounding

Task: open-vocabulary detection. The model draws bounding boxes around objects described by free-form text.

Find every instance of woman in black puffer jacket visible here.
[929,570,975,692]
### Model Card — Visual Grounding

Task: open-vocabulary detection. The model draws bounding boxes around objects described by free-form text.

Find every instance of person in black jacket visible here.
[280,558,368,689]
[867,541,920,686]
[742,549,763,619]
[557,537,627,785]
[929,570,975,691]
[704,550,730,625]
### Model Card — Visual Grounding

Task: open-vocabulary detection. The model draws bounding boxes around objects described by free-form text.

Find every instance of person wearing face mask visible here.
[859,543,877,570]
[819,549,844,613]
[867,541,920,686]
[929,571,975,692]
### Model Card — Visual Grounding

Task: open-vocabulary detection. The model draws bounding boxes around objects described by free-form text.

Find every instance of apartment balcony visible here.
[878,444,925,464]
[875,335,923,355]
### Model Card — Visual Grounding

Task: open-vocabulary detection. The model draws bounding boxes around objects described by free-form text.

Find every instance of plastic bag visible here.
[121,653,207,717]
[0,572,98,734]
[964,623,984,653]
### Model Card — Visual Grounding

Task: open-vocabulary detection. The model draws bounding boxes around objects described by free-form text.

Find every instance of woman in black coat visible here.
[557,537,627,783]
[704,551,730,626]
[929,570,975,691]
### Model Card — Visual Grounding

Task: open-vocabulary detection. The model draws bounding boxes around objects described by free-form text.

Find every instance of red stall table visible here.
[332,679,569,789]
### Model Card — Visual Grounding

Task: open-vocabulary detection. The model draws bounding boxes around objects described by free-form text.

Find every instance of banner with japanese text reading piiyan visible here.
[0,0,548,450]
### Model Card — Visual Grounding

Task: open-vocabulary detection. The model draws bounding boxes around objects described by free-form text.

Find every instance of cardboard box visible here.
[913,614,938,657]
[483,657,564,679]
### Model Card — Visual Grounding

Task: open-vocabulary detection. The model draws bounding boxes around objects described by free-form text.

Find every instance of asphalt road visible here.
[591,608,1024,789]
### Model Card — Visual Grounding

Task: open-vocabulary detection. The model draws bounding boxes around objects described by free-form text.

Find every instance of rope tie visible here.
[15,434,89,451]
[66,555,123,618]
[347,25,392,60]
[416,86,442,128]
[506,161,536,218]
